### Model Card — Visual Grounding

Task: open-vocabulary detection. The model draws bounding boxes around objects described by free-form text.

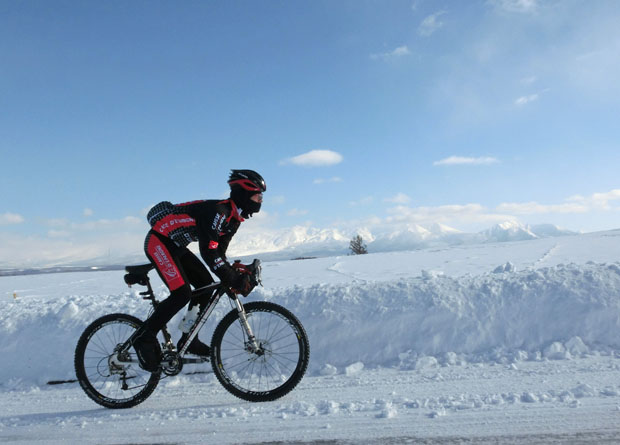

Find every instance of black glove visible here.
[231,271,253,297]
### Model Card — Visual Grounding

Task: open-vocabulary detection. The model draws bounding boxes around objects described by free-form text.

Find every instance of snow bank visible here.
[1,257,620,390]
[0,290,149,389]
[261,262,620,372]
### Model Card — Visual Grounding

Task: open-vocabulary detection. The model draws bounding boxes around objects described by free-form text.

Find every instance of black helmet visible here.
[228,169,267,193]
[228,169,266,218]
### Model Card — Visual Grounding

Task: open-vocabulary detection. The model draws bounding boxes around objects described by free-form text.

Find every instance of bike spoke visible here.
[217,308,304,393]
[76,315,160,407]
[267,330,298,346]
[225,323,246,345]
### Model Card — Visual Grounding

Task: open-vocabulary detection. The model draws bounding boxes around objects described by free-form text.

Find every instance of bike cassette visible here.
[160,351,183,376]
[108,346,131,375]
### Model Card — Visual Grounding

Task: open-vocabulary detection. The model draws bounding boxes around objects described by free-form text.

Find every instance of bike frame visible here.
[119,272,261,368]
[176,283,224,357]
[179,284,262,359]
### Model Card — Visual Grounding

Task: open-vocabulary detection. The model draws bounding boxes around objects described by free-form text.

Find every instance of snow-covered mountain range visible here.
[0,221,578,274]
[232,221,577,262]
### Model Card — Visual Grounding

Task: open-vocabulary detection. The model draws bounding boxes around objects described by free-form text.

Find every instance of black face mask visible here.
[244,199,261,217]
[231,189,261,218]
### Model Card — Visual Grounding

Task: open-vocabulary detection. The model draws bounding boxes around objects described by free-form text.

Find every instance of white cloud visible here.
[514,94,539,106]
[418,11,447,37]
[383,189,620,230]
[386,203,512,226]
[498,189,620,215]
[281,150,343,167]
[48,229,71,238]
[384,193,412,204]
[44,216,146,232]
[287,208,309,217]
[496,202,589,215]
[0,229,147,269]
[0,212,24,225]
[83,208,94,217]
[391,46,411,57]
[521,76,537,85]
[433,156,499,166]
[313,177,343,185]
[0,214,151,267]
[567,189,620,210]
[270,195,286,205]
[349,196,375,207]
[562,41,620,100]
[370,45,411,60]
[489,0,539,14]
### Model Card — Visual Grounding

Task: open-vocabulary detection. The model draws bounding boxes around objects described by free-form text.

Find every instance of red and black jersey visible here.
[146,199,244,284]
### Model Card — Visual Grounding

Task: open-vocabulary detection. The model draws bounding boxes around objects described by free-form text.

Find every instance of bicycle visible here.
[74,259,310,409]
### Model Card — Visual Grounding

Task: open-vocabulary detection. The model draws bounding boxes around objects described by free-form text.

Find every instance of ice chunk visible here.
[345,362,364,376]
[320,364,338,376]
[543,342,569,360]
[415,356,439,370]
[493,262,516,273]
[565,337,589,356]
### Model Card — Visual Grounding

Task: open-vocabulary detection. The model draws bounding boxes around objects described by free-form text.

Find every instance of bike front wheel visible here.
[211,301,309,402]
[74,313,160,409]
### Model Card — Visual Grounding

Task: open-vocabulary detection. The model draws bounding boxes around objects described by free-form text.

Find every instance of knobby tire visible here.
[74,313,161,409]
[211,301,310,402]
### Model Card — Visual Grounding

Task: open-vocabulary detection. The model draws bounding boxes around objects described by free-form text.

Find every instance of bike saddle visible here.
[124,264,155,286]
[125,263,155,275]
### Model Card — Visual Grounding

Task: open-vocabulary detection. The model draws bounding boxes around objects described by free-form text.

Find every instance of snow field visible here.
[1,232,620,388]
[1,356,620,444]
[1,231,620,442]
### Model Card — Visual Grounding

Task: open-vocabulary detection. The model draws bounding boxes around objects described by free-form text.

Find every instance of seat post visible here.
[138,277,159,307]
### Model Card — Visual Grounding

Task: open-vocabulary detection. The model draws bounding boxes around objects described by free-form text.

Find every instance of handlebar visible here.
[228,258,262,298]
[246,259,262,287]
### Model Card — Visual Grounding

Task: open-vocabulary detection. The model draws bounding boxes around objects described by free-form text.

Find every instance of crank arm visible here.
[181,357,209,364]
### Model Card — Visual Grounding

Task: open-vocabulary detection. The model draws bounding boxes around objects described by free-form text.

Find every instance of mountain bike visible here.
[74,259,310,409]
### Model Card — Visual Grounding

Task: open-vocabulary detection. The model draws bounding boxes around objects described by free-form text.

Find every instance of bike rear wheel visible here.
[74,313,160,409]
[211,301,309,402]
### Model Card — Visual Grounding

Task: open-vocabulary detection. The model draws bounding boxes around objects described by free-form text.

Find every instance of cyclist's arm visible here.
[196,208,238,285]
[217,226,238,258]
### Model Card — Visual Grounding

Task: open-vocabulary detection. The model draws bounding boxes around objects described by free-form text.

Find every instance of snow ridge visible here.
[260,262,620,373]
[1,261,619,389]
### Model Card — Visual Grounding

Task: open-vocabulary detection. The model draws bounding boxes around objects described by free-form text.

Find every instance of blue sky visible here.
[1,0,620,266]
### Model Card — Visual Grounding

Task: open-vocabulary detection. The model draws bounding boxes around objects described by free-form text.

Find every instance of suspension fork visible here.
[230,294,261,354]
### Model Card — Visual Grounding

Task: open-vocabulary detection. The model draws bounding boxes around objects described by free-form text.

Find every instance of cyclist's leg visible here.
[176,249,214,355]
[143,231,193,331]
[134,232,193,370]
[180,249,215,308]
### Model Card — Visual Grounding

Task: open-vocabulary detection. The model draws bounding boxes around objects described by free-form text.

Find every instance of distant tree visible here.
[349,235,368,255]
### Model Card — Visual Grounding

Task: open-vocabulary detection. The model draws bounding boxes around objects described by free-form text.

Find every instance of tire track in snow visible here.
[534,243,559,267]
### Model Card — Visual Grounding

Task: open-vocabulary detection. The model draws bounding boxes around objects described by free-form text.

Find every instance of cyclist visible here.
[132,169,266,372]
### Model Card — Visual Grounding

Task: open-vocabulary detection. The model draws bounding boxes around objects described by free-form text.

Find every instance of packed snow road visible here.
[1,354,619,444]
